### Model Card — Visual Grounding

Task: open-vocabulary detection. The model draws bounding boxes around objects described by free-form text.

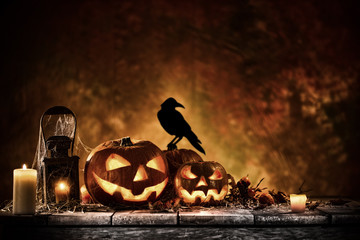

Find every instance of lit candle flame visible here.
[59,182,66,190]
[55,181,70,203]
[22,164,27,170]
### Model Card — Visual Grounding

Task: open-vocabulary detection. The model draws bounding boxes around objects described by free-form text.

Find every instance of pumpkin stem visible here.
[120,136,134,147]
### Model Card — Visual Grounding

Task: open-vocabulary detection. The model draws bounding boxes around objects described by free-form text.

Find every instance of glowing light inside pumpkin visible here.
[92,173,118,195]
[177,186,228,203]
[181,165,197,179]
[133,165,148,182]
[146,156,167,174]
[195,176,208,187]
[208,169,223,180]
[175,176,228,203]
[106,154,131,171]
[92,172,168,202]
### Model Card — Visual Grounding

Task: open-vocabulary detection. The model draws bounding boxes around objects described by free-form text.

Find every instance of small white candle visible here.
[55,181,70,203]
[290,194,307,213]
[80,185,91,204]
[13,164,37,215]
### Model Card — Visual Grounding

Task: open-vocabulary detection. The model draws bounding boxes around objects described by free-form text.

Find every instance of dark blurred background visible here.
[1,0,359,203]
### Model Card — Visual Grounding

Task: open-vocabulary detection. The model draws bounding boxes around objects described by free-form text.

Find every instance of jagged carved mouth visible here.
[93,172,168,202]
[177,185,228,203]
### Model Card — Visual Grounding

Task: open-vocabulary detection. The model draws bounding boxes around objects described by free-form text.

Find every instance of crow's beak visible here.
[176,102,185,108]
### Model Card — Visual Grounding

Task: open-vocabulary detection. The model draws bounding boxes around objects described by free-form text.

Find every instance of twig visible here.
[255,178,265,188]
[298,180,312,194]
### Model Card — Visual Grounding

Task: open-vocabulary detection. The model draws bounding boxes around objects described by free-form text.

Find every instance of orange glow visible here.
[80,185,91,204]
[80,184,88,194]
[92,172,168,202]
[208,169,223,180]
[146,156,166,174]
[93,172,118,195]
[56,181,70,191]
[181,165,197,179]
[22,164,26,170]
[177,186,228,203]
[55,181,70,203]
[195,176,208,187]
[133,165,148,182]
[106,154,131,171]
[59,182,66,190]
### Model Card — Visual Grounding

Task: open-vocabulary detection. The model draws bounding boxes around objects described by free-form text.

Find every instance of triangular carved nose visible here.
[196,176,208,187]
[133,165,148,182]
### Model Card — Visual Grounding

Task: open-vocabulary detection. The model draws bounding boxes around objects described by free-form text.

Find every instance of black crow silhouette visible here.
[157,98,205,154]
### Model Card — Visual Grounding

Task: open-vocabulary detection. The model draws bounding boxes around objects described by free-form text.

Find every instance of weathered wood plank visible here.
[317,203,360,225]
[113,210,177,225]
[48,212,115,225]
[179,208,254,225]
[253,205,329,225]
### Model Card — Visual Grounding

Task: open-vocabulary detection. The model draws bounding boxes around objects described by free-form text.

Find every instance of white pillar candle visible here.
[13,164,37,215]
[55,181,70,203]
[290,194,307,213]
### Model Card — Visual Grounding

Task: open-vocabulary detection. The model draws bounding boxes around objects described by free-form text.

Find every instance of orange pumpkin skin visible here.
[85,137,169,207]
[175,161,228,204]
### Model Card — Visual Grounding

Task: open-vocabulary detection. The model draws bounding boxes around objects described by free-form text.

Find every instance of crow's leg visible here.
[173,136,183,145]
[167,136,179,150]
[167,136,183,150]
[168,136,179,145]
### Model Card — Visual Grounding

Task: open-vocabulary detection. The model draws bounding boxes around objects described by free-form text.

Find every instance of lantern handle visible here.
[40,106,77,156]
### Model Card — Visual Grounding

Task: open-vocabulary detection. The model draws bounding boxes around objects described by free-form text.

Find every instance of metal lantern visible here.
[40,106,80,205]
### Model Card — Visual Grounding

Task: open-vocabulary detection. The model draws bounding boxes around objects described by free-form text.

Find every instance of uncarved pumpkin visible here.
[175,161,228,204]
[84,137,169,206]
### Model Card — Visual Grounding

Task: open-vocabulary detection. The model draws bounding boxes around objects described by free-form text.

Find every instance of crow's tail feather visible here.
[185,131,205,154]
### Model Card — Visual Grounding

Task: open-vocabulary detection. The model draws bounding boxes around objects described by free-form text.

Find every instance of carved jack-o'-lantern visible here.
[84,137,169,206]
[175,161,228,204]
[163,149,203,177]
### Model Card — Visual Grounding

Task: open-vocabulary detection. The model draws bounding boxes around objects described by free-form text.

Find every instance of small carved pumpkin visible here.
[163,149,203,177]
[175,161,228,204]
[84,137,168,206]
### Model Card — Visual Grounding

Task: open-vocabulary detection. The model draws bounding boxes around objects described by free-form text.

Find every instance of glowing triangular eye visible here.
[106,154,131,171]
[146,156,166,174]
[208,169,223,180]
[181,165,197,179]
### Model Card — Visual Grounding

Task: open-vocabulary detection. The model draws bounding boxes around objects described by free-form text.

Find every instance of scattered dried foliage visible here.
[307,201,321,211]
[2,174,352,213]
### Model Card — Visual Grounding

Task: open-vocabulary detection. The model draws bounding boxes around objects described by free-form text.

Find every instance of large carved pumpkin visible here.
[175,161,228,204]
[85,137,169,206]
